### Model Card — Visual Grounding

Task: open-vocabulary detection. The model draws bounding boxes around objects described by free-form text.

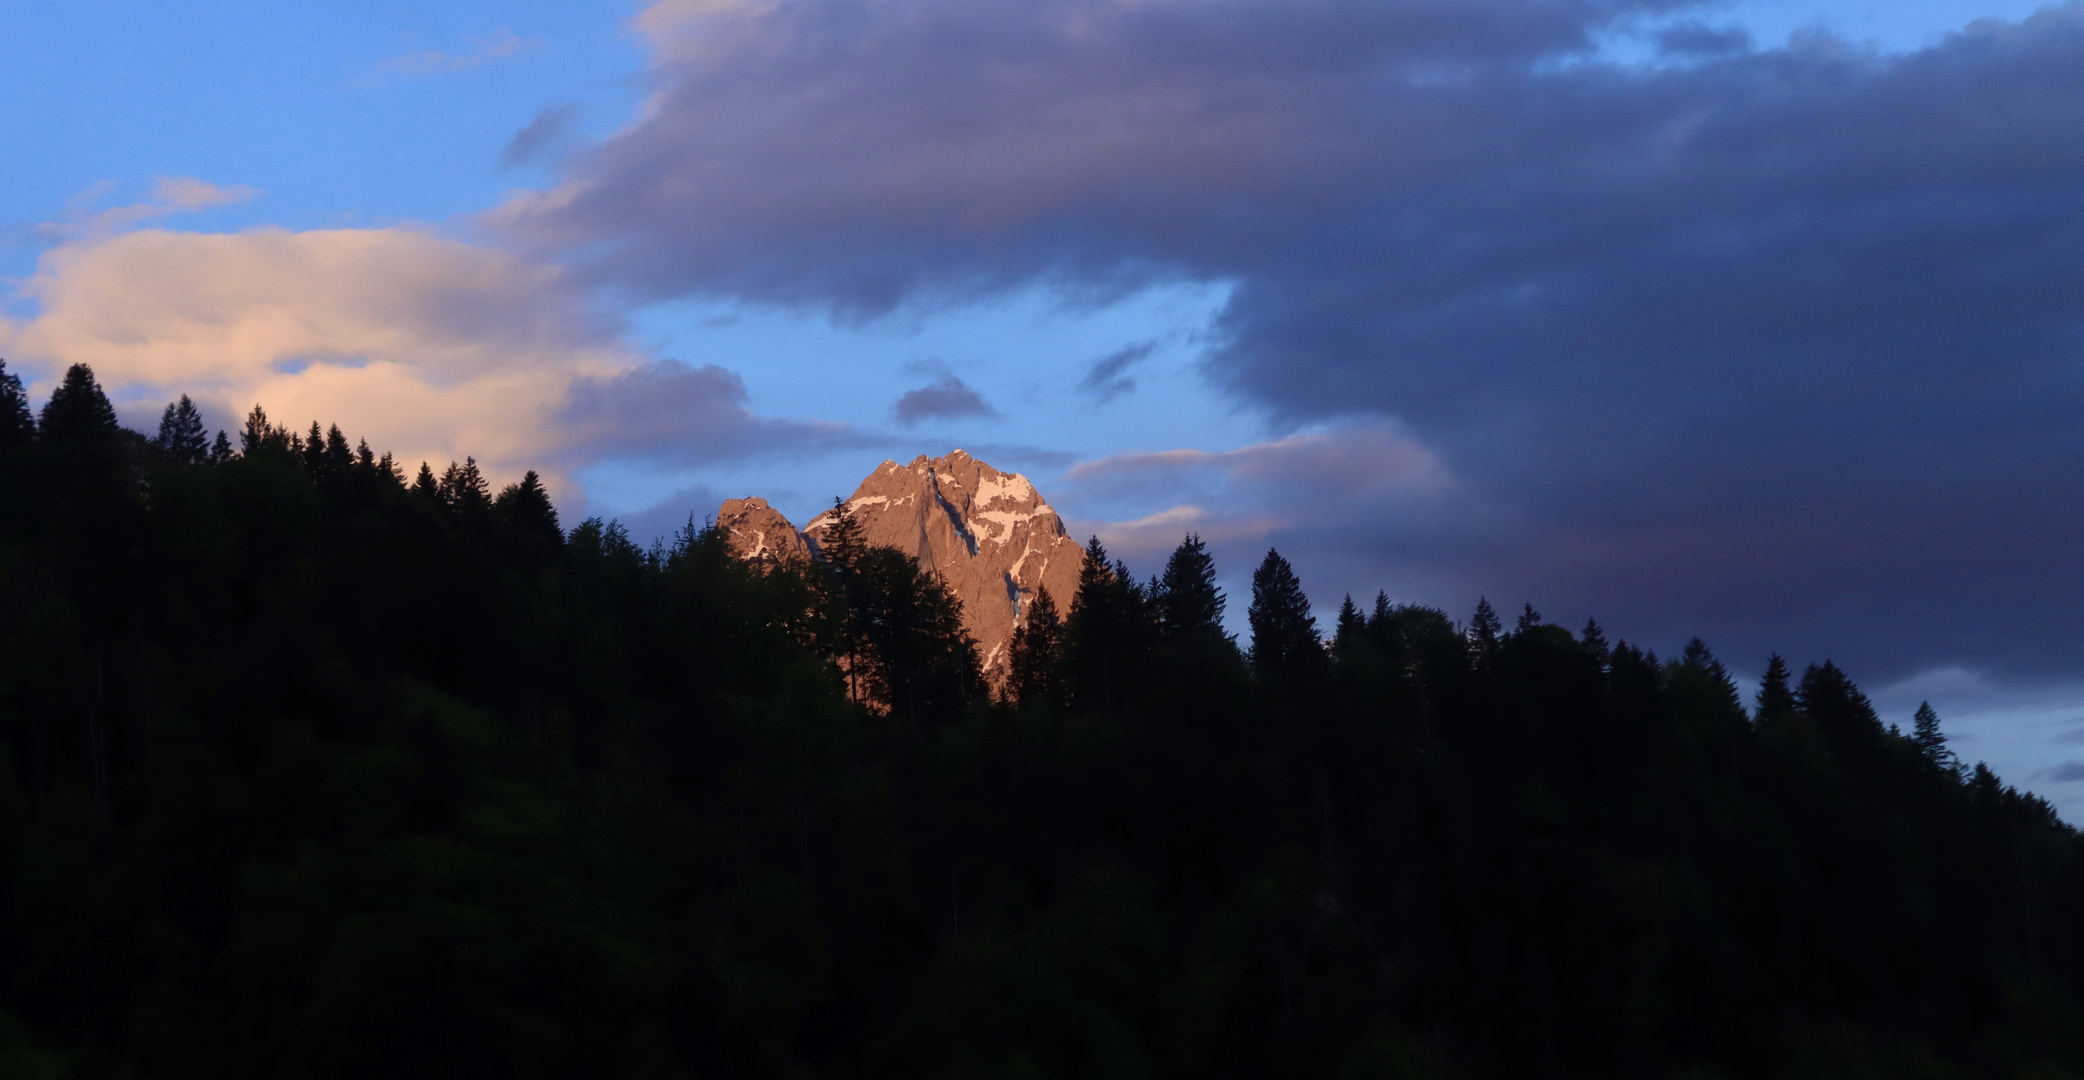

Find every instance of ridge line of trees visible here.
[0,361,2078,1079]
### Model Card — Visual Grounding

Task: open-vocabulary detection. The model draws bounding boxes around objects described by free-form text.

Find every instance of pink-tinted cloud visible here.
[0,224,847,499]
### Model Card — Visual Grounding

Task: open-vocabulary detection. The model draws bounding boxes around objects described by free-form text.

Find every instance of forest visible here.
[1,360,2080,1079]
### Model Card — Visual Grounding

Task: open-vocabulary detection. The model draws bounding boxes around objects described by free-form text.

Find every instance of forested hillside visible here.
[2,362,2080,1079]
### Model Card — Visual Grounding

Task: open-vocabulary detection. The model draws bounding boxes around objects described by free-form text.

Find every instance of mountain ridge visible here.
[718,450,1085,683]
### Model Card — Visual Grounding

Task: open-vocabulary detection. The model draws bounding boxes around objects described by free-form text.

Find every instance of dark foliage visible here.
[0,368,2079,1079]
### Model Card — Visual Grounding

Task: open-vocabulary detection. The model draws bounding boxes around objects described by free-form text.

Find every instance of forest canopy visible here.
[0,362,2079,1079]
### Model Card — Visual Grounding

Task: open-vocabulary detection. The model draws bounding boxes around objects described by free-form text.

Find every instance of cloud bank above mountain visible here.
[489,0,2084,685]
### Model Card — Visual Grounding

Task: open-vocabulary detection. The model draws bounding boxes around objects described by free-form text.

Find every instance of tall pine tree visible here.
[0,359,35,454]
[1247,547,1319,684]
[1155,533,1225,638]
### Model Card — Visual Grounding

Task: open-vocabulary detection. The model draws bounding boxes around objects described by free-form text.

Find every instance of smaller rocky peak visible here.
[717,496,812,569]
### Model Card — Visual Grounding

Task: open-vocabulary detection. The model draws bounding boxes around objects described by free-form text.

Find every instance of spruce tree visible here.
[412,462,441,502]
[1007,585,1065,708]
[1247,547,1319,683]
[439,458,491,514]
[1467,597,1501,665]
[1796,661,1884,759]
[0,359,36,453]
[1580,618,1609,666]
[39,364,118,446]
[240,404,287,455]
[1516,602,1543,633]
[1912,702,1958,775]
[820,496,867,572]
[1754,654,1795,724]
[1370,590,1392,628]
[1155,533,1225,638]
[494,470,563,542]
[1067,535,1122,711]
[303,421,328,477]
[1335,594,1365,646]
[208,430,233,464]
[155,395,209,465]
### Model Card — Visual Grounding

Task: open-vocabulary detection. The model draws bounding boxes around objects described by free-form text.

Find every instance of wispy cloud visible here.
[376,27,538,80]
[502,105,582,169]
[37,177,259,242]
[1077,341,1154,404]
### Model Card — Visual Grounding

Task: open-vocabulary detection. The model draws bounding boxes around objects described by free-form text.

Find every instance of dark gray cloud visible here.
[1078,341,1156,403]
[894,373,996,425]
[555,359,857,465]
[1656,21,1751,56]
[501,104,582,169]
[2036,762,2084,783]
[503,0,2084,685]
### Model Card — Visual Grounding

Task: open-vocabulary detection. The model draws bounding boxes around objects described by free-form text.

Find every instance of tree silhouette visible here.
[1155,532,1225,638]
[1247,547,1319,683]
[154,395,209,465]
[38,364,118,446]
[0,360,37,454]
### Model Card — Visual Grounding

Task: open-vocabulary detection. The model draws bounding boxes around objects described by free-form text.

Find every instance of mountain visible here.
[716,496,814,569]
[718,450,1085,681]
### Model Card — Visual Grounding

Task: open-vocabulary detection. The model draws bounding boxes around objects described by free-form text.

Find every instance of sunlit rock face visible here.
[720,451,1085,685]
[716,496,813,569]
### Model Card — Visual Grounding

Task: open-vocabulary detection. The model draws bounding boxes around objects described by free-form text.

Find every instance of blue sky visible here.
[6,0,2084,816]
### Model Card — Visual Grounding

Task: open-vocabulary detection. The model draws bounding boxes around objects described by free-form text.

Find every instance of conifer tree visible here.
[1755,654,1795,724]
[1580,618,1609,666]
[1467,597,1501,665]
[1912,701,1959,775]
[412,462,441,502]
[155,395,209,465]
[39,364,118,446]
[494,470,563,542]
[1335,594,1365,646]
[1516,602,1543,633]
[1370,590,1392,628]
[0,360,37,454]
[1676,638,1744,720]
[208,430,233,464]
[1007,586,1065,708]
[240,404,288,455]
[1247,547,1319,683]
[324,425,353,476]
[439,458,491,514]
[1067,535,1123,711]
[303,421,328,477]
[820,496,867,572]
[1155,533,1225,638]
[1796,661,1884,758]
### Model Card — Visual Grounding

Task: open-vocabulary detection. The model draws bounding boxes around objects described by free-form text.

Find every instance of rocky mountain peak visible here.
[717,451,1084,684]
[716,496,813,569]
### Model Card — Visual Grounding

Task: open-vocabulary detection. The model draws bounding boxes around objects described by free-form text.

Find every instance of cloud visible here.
[1058,421,1451,578]
[378,27,537,79]
[0,225,831,501]
[39,177,259,241]
[1077,341,1155,404]
[494,0,2084,684]
[2035,762,2084,784]
[557,359,856,465]
[1656,22,1752,56]
[894,373,996,425]
[502,105,582,169]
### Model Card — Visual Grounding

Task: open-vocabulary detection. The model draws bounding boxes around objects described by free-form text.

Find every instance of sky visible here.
[5,0,2084,816]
